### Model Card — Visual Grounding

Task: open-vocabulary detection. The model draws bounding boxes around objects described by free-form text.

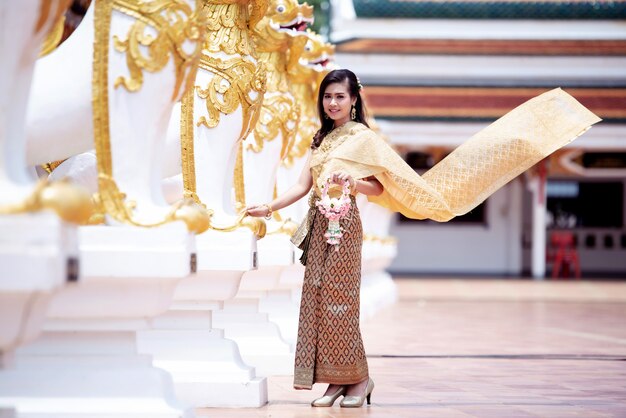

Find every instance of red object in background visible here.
[548,231,581,279]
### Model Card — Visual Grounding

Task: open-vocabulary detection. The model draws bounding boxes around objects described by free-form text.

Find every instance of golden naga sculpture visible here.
[283,29,335,167]
[179,0,269,238]
[247,0,314,155]
[92,0,210,233]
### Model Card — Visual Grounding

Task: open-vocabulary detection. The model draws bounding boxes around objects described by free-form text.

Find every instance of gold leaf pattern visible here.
[112,0,207,100]
[248,93,300,156]
[283,30,335,167]
[196,55,266,141]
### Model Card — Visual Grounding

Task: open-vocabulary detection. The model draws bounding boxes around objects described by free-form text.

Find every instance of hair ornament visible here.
[356,77,363,91]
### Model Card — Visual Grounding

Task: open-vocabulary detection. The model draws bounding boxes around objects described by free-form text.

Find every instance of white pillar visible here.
[528,165,548,280]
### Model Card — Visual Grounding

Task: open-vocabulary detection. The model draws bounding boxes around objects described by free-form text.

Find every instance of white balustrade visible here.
[1,1,208,416]
[139,2,270,405]
[0,2,85,416]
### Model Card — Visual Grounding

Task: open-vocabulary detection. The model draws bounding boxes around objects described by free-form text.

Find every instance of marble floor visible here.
[197,278,626,417]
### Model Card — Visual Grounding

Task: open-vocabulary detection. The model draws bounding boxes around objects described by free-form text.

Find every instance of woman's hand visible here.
[330,171,355,188]
[246,204,270,218]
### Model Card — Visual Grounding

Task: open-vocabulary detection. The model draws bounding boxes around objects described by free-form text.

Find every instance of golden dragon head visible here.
[254,0,314,52]
[290,29,335,81]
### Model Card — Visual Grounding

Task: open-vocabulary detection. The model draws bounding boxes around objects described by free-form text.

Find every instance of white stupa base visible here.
[0,212,78,417]
[0,213,77,353]
[0,223,195,417]
[256,234,294,267]
[0,331,191,418]
[137,230,267,407]
[257,288,299,349]
[137,324,267,407]
[255,263,304,348]
[0,212,77,292]
[79,223,193,280]
[211,298,294,377]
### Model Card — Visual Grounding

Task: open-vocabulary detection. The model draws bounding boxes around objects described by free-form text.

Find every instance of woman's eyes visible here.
[324,95,345,99]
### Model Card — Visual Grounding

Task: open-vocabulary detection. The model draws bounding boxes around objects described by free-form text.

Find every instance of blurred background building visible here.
[306,0,626,278]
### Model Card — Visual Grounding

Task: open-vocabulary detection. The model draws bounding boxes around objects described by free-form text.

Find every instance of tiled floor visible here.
[197,278,626,417]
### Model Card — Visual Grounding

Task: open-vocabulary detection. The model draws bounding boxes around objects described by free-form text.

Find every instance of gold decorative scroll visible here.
[248,0,313,153]
[112,0,208,100]
[196,55,266,141]
[41,159,66,174]
[249,0,269,28]
[283,30,334,167]
[92,0,209,233]
[204,1,257,56]
[248,93,300,156]
[207,211,267,238]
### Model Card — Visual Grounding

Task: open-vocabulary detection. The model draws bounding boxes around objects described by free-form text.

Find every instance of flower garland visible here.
[316,176,352,250]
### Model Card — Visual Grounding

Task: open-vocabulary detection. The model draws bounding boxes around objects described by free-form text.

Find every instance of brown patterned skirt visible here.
[293,200,369,389]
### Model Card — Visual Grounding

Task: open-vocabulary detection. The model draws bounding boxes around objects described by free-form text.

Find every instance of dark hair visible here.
[311,69,369,149]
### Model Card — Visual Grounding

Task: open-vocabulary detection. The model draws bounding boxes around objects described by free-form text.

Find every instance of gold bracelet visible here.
[263,203,273,220]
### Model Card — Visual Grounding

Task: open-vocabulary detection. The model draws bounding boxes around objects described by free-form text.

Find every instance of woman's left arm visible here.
[353,176,384,196]
[331,172,383,197]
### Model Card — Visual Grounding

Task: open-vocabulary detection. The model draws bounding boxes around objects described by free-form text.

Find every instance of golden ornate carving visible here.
[248,0,313,153]
[203,0,269,56]
[248,93,299,156]
[40,159,66,174]
[0,180,94,225]
[92,0,210,233]
[208,212,267,238]
[112,0,208,100]
[196,55,266,141]
[180,61,264,235]
[180,0,268,212]
[283,29,334,167]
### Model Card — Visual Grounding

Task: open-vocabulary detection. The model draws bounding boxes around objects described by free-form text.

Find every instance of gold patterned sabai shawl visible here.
[311,88,601,222]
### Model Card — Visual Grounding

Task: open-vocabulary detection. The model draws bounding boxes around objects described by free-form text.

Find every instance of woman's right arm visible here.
[246,153,313,218]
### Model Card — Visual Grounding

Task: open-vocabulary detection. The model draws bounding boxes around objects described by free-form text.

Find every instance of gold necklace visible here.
[318,122,352,153]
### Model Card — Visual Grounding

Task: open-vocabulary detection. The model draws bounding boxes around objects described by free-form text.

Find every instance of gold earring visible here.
[351,105,356,120]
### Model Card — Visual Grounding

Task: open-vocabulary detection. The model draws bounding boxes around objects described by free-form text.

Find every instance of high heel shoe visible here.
[311,386,346,407]
[340,378,374,408]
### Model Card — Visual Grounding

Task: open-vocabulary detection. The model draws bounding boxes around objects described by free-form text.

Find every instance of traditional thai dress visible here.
[291,88,601,389]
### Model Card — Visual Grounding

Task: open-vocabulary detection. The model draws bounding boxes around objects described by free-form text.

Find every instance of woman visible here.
[247,69,600,407]
[248,69,378,407]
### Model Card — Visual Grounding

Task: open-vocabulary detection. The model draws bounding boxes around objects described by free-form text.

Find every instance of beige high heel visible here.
[340,378,374,408]
[311,386,346,407]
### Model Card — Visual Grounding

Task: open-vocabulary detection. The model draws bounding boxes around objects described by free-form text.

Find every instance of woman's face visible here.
[323,80,356,127]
